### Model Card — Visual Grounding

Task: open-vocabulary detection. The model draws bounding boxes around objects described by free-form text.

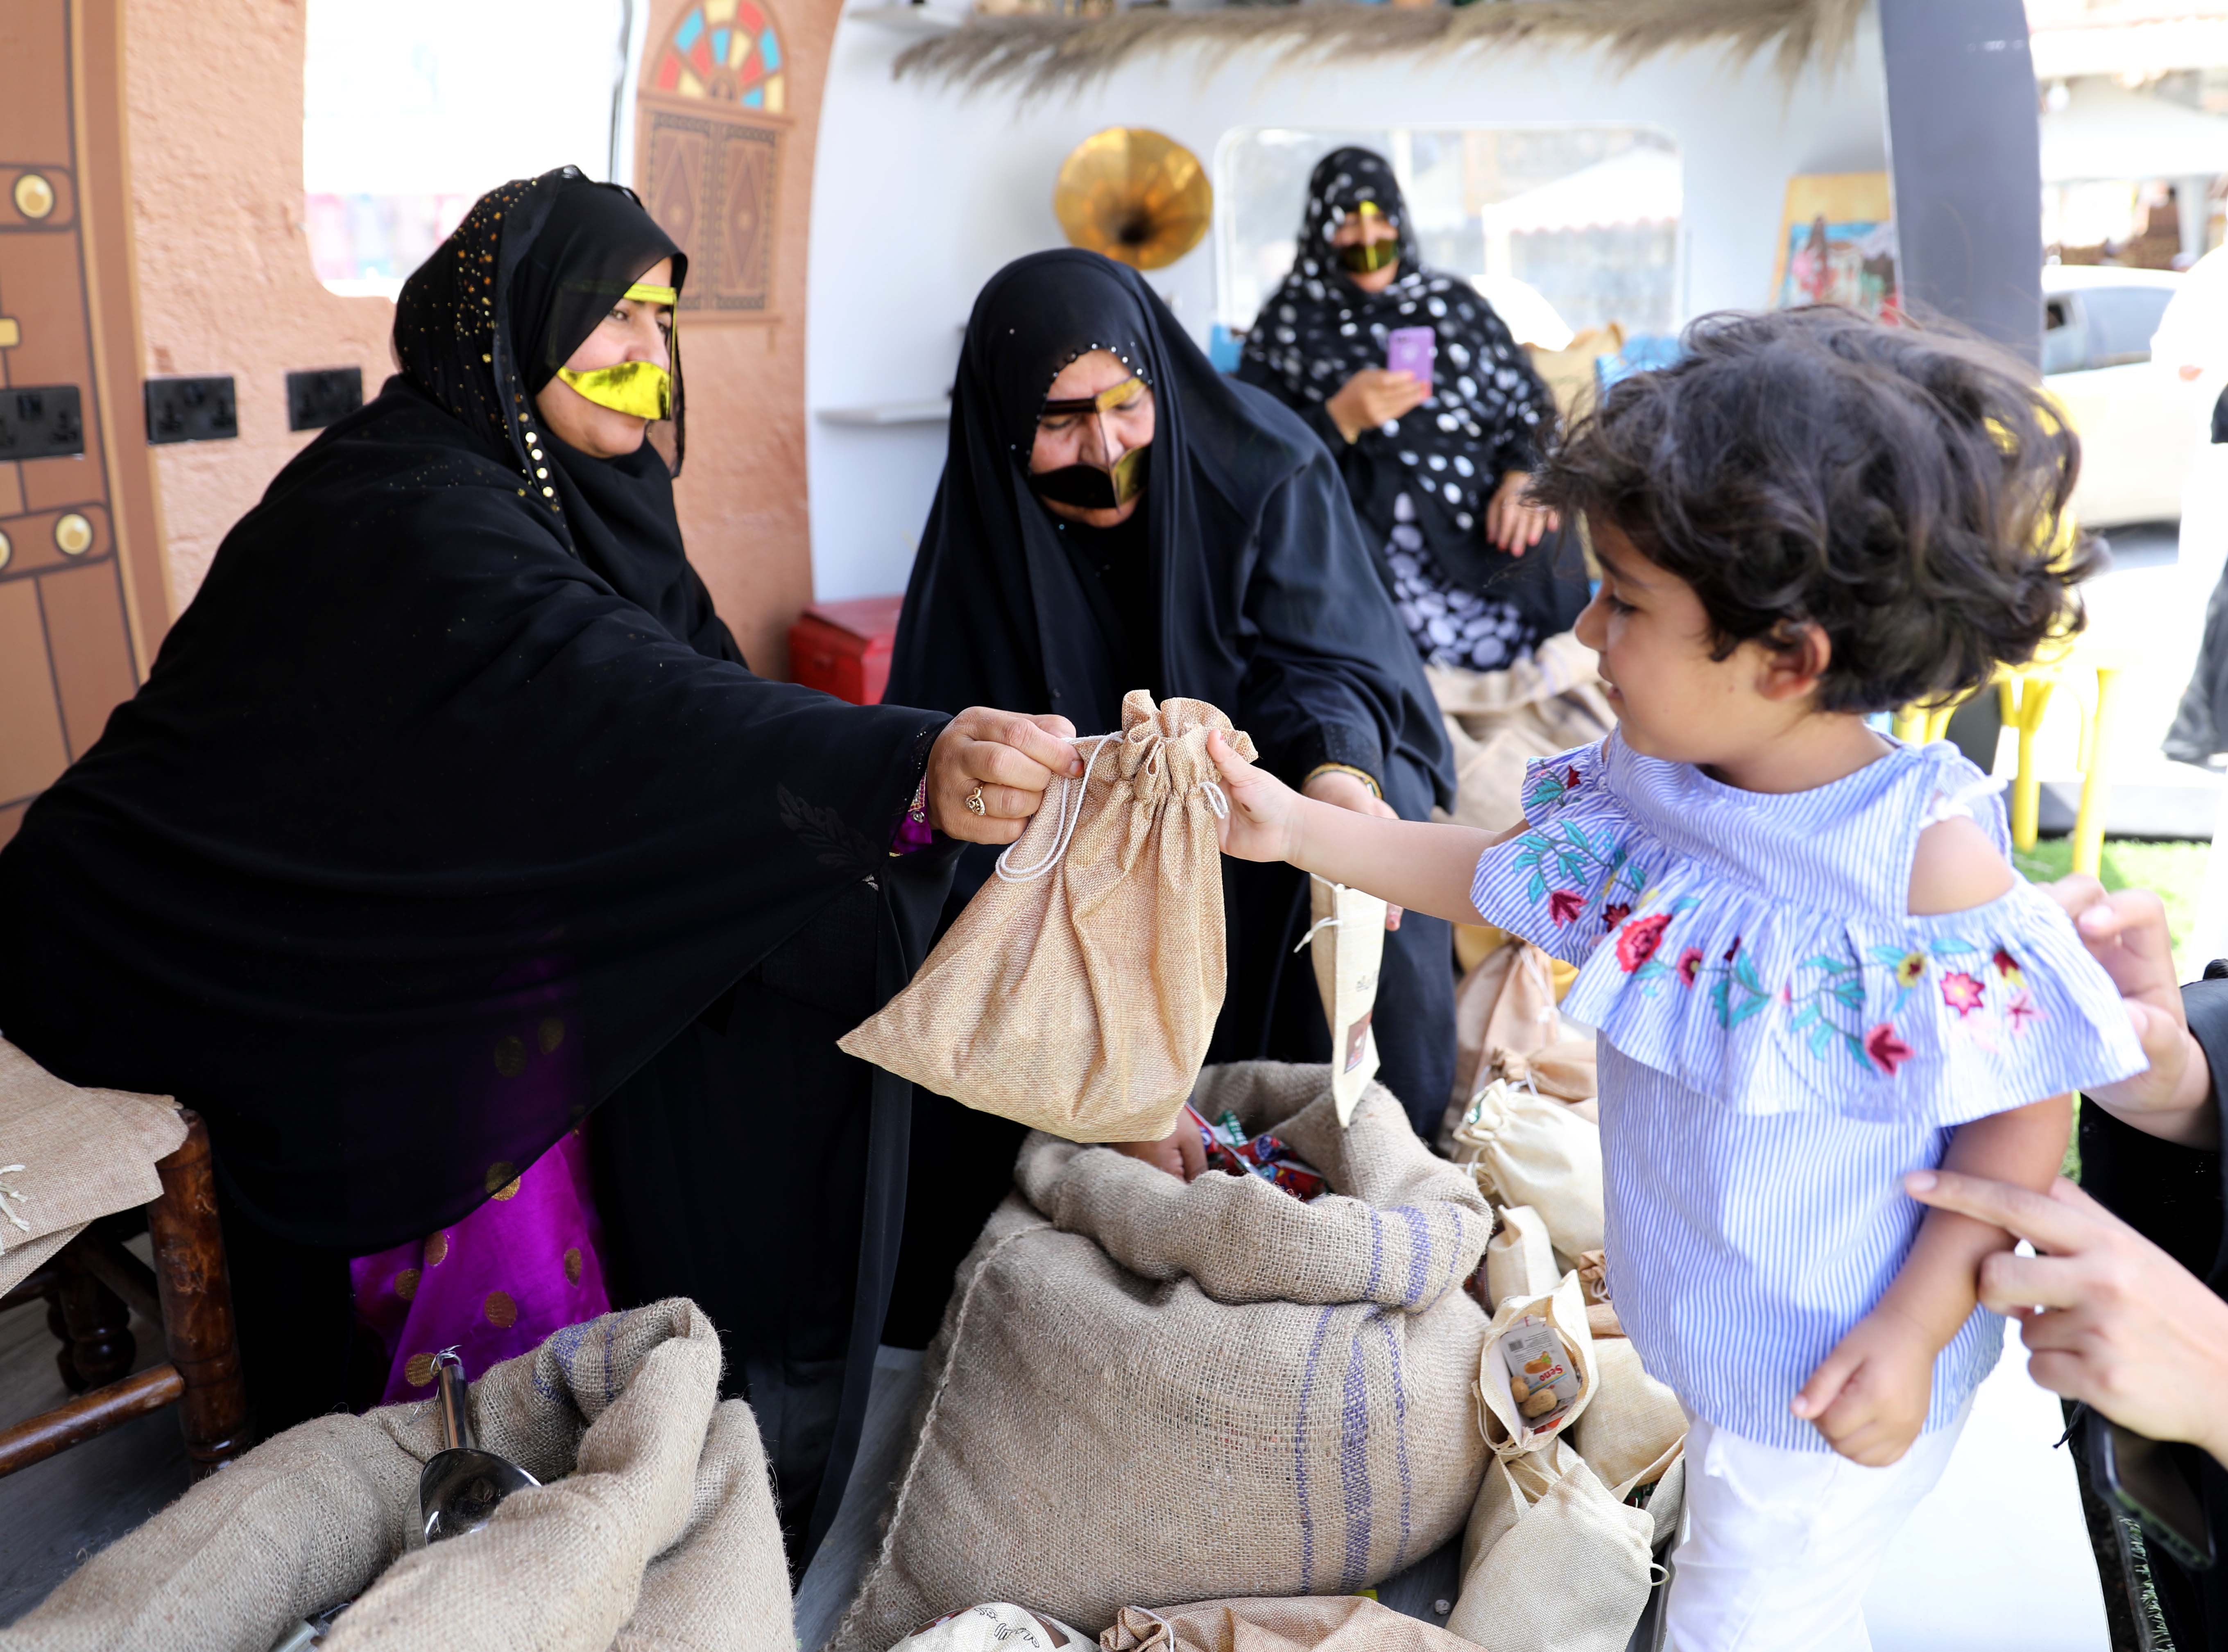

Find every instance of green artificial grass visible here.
[2011,836,2209,964]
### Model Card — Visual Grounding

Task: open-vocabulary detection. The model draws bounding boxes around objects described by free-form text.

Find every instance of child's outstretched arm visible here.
[1792,812,2075,1465]
[1208,729,1513,926]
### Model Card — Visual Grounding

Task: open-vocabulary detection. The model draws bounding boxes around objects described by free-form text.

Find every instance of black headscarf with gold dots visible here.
[393,168,701,637]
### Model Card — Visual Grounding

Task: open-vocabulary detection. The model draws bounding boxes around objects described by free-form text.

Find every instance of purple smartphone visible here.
[1386,325,1436,391]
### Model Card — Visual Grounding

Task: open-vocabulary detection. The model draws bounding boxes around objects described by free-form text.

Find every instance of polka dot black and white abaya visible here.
[1237,147,1575,672]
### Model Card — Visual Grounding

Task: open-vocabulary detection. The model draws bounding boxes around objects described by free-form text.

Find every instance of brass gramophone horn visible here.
[1053,127,1212,272]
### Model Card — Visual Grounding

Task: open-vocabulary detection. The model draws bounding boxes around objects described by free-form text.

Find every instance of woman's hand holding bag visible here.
[924,708,1086,843]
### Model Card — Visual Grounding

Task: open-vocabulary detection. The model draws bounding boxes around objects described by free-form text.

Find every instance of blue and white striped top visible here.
[1469,732,2147,1449]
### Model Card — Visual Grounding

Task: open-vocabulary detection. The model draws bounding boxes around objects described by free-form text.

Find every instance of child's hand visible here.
[1207,729,1302,863]
[1791,1308,1936,1466]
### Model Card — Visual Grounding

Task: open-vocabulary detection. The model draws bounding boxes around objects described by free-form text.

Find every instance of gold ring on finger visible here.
[965,786,987,817]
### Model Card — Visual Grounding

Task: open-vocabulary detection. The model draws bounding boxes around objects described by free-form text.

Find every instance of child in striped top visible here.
[1205,308,2148,1650]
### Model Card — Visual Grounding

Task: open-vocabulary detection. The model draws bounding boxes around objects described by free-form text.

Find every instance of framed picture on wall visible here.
[1771,173,1899,320]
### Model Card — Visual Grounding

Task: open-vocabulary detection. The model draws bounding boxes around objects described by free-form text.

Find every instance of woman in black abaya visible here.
[882,251,1456,1331]
[0,169,1074,1562]
[1238,148,1589,670]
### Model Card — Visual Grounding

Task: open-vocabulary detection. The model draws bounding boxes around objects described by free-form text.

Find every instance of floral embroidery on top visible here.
[1524,763,1584,817]
[1584,895,2049,1077]
[1512,819,1649,930]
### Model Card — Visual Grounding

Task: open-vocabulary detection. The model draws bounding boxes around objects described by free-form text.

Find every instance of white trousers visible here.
[1663,1403,1971,1652]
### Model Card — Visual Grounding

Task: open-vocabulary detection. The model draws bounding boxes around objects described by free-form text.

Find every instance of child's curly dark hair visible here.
[1532,307,2100,715]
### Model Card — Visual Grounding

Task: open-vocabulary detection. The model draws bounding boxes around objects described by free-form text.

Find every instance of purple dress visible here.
[349,1129,610,1405]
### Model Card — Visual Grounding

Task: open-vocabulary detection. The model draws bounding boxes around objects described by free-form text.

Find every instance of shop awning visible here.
[2039,77,2228,182]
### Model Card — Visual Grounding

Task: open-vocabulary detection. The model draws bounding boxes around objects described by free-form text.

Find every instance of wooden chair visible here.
[0,1111,252,1479]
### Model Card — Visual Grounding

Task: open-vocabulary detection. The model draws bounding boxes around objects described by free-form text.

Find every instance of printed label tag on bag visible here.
[1310,876,1387,1127]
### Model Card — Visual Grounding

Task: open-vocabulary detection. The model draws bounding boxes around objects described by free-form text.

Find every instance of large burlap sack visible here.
[842,691,1257,1143]
[1102,1595,1475,1652]
[1447,1441,1655,1652]
[1426,633,1616,836]
[0,1300,789,1652]
[0,1037,185,1295]
[830,1064,1492,1652]
[1449,1078,1604,1263]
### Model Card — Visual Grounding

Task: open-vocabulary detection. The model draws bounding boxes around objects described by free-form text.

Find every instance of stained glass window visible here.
[653,0,785,113]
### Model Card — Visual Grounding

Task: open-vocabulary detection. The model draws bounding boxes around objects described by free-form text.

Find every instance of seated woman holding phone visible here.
[1238,147,1587,673]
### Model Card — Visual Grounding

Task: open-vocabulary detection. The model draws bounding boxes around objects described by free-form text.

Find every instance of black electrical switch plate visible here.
[145,376,238,444]
[286,367,363,432]
[0,384,85,459]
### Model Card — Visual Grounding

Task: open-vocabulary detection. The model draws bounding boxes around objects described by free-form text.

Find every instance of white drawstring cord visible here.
[996,732,1121,883]
[995,734,1231,883]
[1293,914,1339,954]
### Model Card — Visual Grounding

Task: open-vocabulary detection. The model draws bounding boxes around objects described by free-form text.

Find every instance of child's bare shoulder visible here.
[1906,814,2016,916]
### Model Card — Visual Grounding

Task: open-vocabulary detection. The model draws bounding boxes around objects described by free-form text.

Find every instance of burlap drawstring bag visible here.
[1102,1595,1477,1652]
[1575,1247,1610,1304]
[1440,943,1597,1147]
[1446,1440,1656,1652]
[829,1064,1492,1652]
[1572,1338,1687,1500]
[1481,1204,1557,1313]
[0,1300,790,1652]
[1476,1273,1598,1459]
[1449,1080,1605,1263]
[842,691,1257,1144]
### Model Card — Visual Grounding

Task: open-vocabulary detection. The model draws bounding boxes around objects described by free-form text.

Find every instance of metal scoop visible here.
[418,1350,539,1543]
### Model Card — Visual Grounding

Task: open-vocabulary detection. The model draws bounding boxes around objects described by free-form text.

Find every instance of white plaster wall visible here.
[804,6,1890,602]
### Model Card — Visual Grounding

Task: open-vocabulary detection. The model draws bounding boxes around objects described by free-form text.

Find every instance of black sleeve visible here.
[1233,451,1442,795]
[1236,354,1352,458]
[2078,973,2228,1290]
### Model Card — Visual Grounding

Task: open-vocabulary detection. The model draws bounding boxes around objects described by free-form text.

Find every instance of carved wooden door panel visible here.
[0,0,166,847]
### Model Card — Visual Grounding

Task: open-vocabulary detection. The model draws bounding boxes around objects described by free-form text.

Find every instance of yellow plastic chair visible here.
[1892,642,2130,878]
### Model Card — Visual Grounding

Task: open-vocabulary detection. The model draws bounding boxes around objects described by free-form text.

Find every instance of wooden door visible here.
[0,0,167,848]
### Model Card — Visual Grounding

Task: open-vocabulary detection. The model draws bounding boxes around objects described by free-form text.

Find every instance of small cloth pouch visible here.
[1450,1078,1605,1264]
[842,691,1257,1144]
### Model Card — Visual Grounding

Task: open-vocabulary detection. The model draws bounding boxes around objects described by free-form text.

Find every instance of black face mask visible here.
[1028,442,1150,510]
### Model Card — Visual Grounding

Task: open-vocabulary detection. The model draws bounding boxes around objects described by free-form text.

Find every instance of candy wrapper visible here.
[1185,1103,1327,1202]
[1498,1313,1583,1435]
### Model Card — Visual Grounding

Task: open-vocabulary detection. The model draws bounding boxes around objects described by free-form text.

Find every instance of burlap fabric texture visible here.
[842,690,1257,1144]
[0,1299,790,1652]
[1425,632,1614,837]
[829,1064,1492,1652]
[1440,940,1596,1147]
[1101,1595,1477,1652]
[0,1037,185,1297]
[1449,1080,1605,1265]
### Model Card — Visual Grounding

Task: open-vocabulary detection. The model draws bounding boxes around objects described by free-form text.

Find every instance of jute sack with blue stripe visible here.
[827,1062,1492,1652]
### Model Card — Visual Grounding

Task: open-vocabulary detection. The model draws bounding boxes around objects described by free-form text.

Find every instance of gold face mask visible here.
[1338,201,1399,274]
[555,283,677,420]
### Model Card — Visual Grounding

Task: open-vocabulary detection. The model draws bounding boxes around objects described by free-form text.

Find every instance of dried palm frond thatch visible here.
[892,0,1866,100]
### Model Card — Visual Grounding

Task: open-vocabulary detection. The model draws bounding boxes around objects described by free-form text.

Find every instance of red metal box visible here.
[788,594,904,706]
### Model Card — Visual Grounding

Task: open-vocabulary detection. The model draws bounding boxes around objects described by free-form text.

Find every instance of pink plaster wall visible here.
[123,0,391,609]
[636,0,838,677]
[119,0,833,671]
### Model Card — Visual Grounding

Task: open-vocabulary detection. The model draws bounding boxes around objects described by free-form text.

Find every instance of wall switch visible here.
[0,384,85,459]
[286,367,363,432]
[145,376,238,444]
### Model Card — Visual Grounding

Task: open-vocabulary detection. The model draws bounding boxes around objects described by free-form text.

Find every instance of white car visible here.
[2043,263,2207,528]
